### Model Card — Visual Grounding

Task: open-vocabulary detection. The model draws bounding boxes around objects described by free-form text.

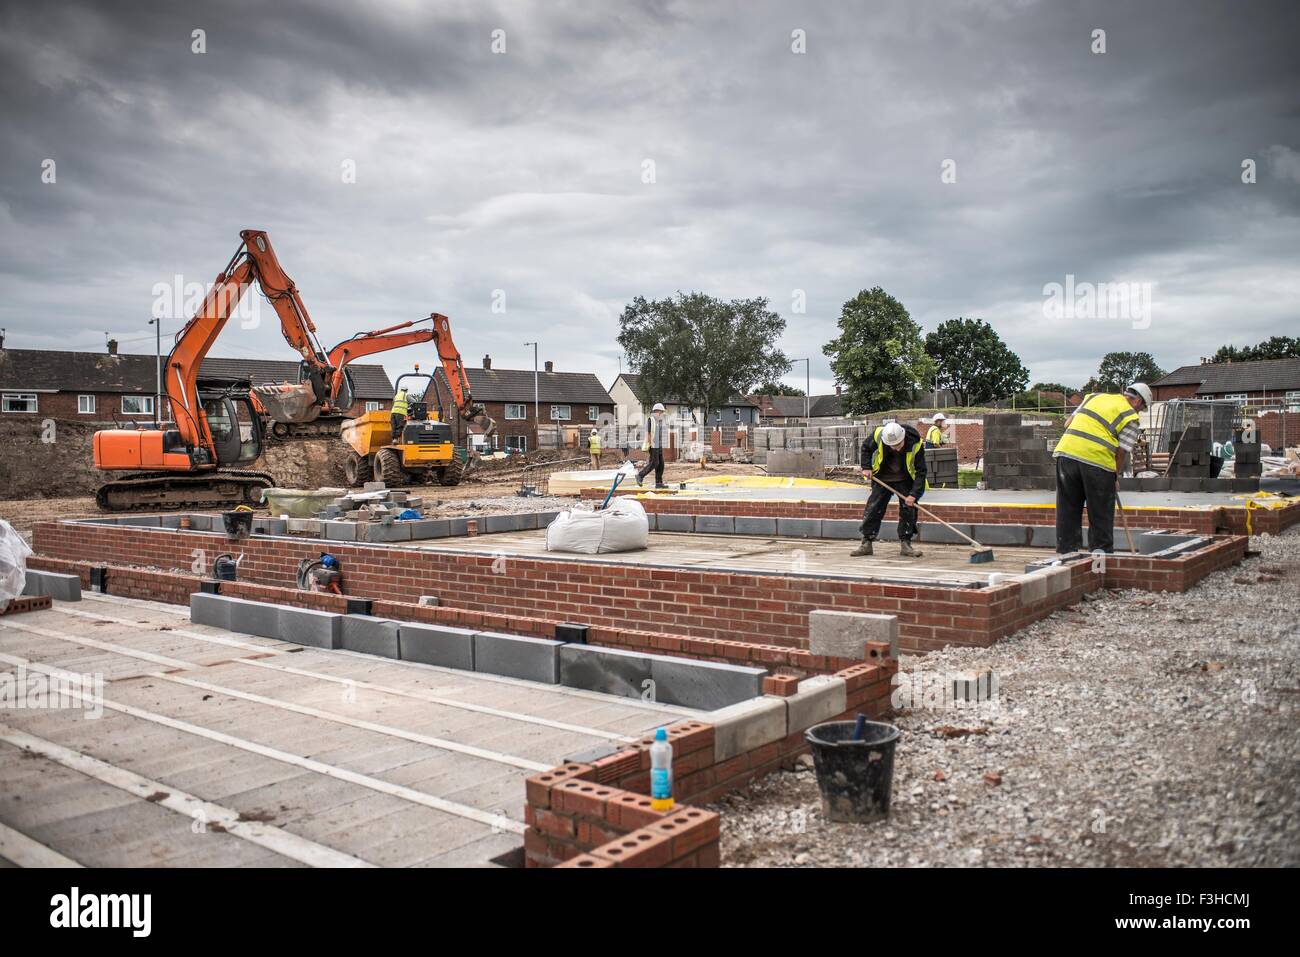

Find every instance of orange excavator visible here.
[92,229,326,509]
[257,313,494,440]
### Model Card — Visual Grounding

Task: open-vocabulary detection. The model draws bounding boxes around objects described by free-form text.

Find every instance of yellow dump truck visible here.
[340,408,466,487]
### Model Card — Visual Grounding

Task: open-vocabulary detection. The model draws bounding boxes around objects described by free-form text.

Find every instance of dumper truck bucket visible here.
[253,382,321,424]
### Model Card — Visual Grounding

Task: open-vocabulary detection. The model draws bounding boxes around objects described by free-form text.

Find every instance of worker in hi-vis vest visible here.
[390,387,410,444]
[1052,382,1151,554]
[852,422,928,558]
[588,428,601,469]
[924,413,946,448]
[636,403,668,488]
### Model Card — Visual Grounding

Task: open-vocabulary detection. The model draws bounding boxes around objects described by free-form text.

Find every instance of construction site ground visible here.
[0,594,694,867]
[712,526,1300,867]
[423,529,1042,584]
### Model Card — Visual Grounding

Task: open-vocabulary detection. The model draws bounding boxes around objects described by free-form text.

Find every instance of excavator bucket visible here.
[466,405,497,438]
[253,382,321,424]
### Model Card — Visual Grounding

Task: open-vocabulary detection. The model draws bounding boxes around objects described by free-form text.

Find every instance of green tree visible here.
[1090,351,1166,392]
[617,292,788,425]
[754,381,805,396]
[924,317,1028,406]
[823,287,933,414]
[1212,336,1300,362]
[1031,381,1078,396]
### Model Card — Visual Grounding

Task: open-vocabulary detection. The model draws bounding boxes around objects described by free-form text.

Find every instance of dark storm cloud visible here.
[1,0,1296,391]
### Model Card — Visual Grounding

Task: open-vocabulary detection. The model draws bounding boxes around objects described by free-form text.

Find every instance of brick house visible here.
[428,355,615,453]
[751,392,845,424]
[0,340,394,422]
[1152,358,1300,452]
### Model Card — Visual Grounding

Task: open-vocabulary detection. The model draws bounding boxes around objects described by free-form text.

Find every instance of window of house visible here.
[588,405,599,420]
[2,393,37,413]
[505,403,528,420]
[78,395,96,414]
[365,400,382,412]
[122,395,154,415]
[550,404,571,420]
[506,435,527,452]
[1222,393,1247,402]
[1285,391,1300,406]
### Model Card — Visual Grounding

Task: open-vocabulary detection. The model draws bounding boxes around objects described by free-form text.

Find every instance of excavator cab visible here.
[198,382,264,467]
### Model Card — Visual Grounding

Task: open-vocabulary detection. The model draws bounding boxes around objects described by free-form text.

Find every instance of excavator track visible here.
[95,470,277,512]
[266,415,347,441]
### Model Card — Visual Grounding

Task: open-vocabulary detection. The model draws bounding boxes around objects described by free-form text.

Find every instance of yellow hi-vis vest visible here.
[589,432,601,453]
[871,426,922,479]
[1054,392,1139,472]
[391,390,410,417]
[925,425,944,445]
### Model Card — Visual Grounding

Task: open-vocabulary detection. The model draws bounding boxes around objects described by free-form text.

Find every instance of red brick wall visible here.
[1255,411,1300,452]
[1,390,161,420]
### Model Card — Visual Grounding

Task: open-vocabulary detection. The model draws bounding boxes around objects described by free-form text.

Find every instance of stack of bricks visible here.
[982,413,1056,490]
[1166,424,1213,477]
[1233,430,1262,479]
[924,447,959,487]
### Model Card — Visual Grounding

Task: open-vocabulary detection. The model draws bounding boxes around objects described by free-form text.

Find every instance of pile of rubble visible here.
[316,482,425,523]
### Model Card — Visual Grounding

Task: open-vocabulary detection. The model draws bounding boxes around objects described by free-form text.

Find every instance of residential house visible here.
[609,373,760,444]
[1151,358,1300,408]
[751,391,846,424]
[428,355,615,453]
[0,338,394,422]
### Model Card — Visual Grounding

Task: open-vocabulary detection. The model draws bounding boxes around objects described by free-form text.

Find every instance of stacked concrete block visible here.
[1233,434,1262,479]
[982,413,1056,490]
[924,447,959,487]
[21,570,82,602]
[1167,424,1213,477]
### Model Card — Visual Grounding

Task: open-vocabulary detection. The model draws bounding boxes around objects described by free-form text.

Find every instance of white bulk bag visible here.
[546,497,650,554]
[0,519,33,610]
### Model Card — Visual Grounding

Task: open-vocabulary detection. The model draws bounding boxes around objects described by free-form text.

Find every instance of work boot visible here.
[899,540,923,558]
[849,540,873,557]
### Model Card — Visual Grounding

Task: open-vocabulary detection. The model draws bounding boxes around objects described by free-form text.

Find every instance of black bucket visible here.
[805,719,901,823]
[221,510,252,539]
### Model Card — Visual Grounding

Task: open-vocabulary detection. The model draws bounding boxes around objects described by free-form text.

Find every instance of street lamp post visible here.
[793,358,810,423]
[148,318,162,427]
[524,340,539,450]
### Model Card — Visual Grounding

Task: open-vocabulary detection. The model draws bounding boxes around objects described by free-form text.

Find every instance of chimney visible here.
[107,338,118,356]
[482,354,491,369]
[544,360,554,373]
[0,328,5,350]
[835,385,841,396]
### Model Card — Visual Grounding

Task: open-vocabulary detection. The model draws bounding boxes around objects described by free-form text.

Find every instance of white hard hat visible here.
[652,402,666,412]
[1126,382,1153,407]
[932,413,946,422]
[881,422,906,446]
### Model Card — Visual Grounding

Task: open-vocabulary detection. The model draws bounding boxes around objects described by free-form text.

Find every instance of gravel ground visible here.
[713,527,1300,867]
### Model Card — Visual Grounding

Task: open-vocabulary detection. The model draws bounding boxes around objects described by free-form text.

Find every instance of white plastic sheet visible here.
[546,497,650,554]
[0,519,33,611]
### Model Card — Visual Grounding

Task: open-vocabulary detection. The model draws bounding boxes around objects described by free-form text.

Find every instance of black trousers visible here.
[860,476,919,541]
[638,448,665,486]
[1055,456,1115,553]
[390,413,406,441]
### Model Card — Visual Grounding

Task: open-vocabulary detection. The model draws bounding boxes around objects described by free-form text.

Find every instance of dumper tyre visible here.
[344,452,368,488]
[438,457,465,487]
[374,448,405,487]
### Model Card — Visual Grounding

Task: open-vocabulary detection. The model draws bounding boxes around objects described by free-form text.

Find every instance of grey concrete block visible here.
[253,518,288,536]
[409,519,450,539]
[649,655,765,710]
[447,517,470,536]
[777,518,822,538]
[971,524,1031,547]
[1018,571,1050,605]
[695,515,735,535]
[1029,525,1057,548]
[734,516,777,536]
[656,514,693,533]
[325,520,357,541]
[227,596,282,639]
[535,511,562,528]
[120,516,161,527]
[399,622,475,670]
[473,631,562,684]
[821,519,861,540]
[160,515,183,529]
[362,522,413,543]
[710,696,788,762]
[916,521,972,545]
[559,644,653,699]
[646,512,657,531]
[562,741,623,765]
[786,675,848,733]
[22,570,82,602]
[188,514,213,531]
[517,512,540,530]
[809,609,897,658]
[341,615,401,659]
[189,592,232,630]
[485,513,522,533]
[286,517,320,534]
[278,606,342,649]
[1137,532,1197,555]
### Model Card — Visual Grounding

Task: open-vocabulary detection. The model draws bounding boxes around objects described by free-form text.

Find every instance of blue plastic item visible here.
[396,509,422,521]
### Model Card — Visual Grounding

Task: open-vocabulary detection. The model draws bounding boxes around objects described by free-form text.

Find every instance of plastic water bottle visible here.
[650,727,674,812]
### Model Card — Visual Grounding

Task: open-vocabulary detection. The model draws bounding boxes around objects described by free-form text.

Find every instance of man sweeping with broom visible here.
[851,422,928,558]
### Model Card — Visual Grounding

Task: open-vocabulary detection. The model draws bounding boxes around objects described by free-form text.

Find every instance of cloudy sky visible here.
[1,0,1297,395]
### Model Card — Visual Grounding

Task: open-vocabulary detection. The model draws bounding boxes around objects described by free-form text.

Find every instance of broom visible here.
[865,473,995,564]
